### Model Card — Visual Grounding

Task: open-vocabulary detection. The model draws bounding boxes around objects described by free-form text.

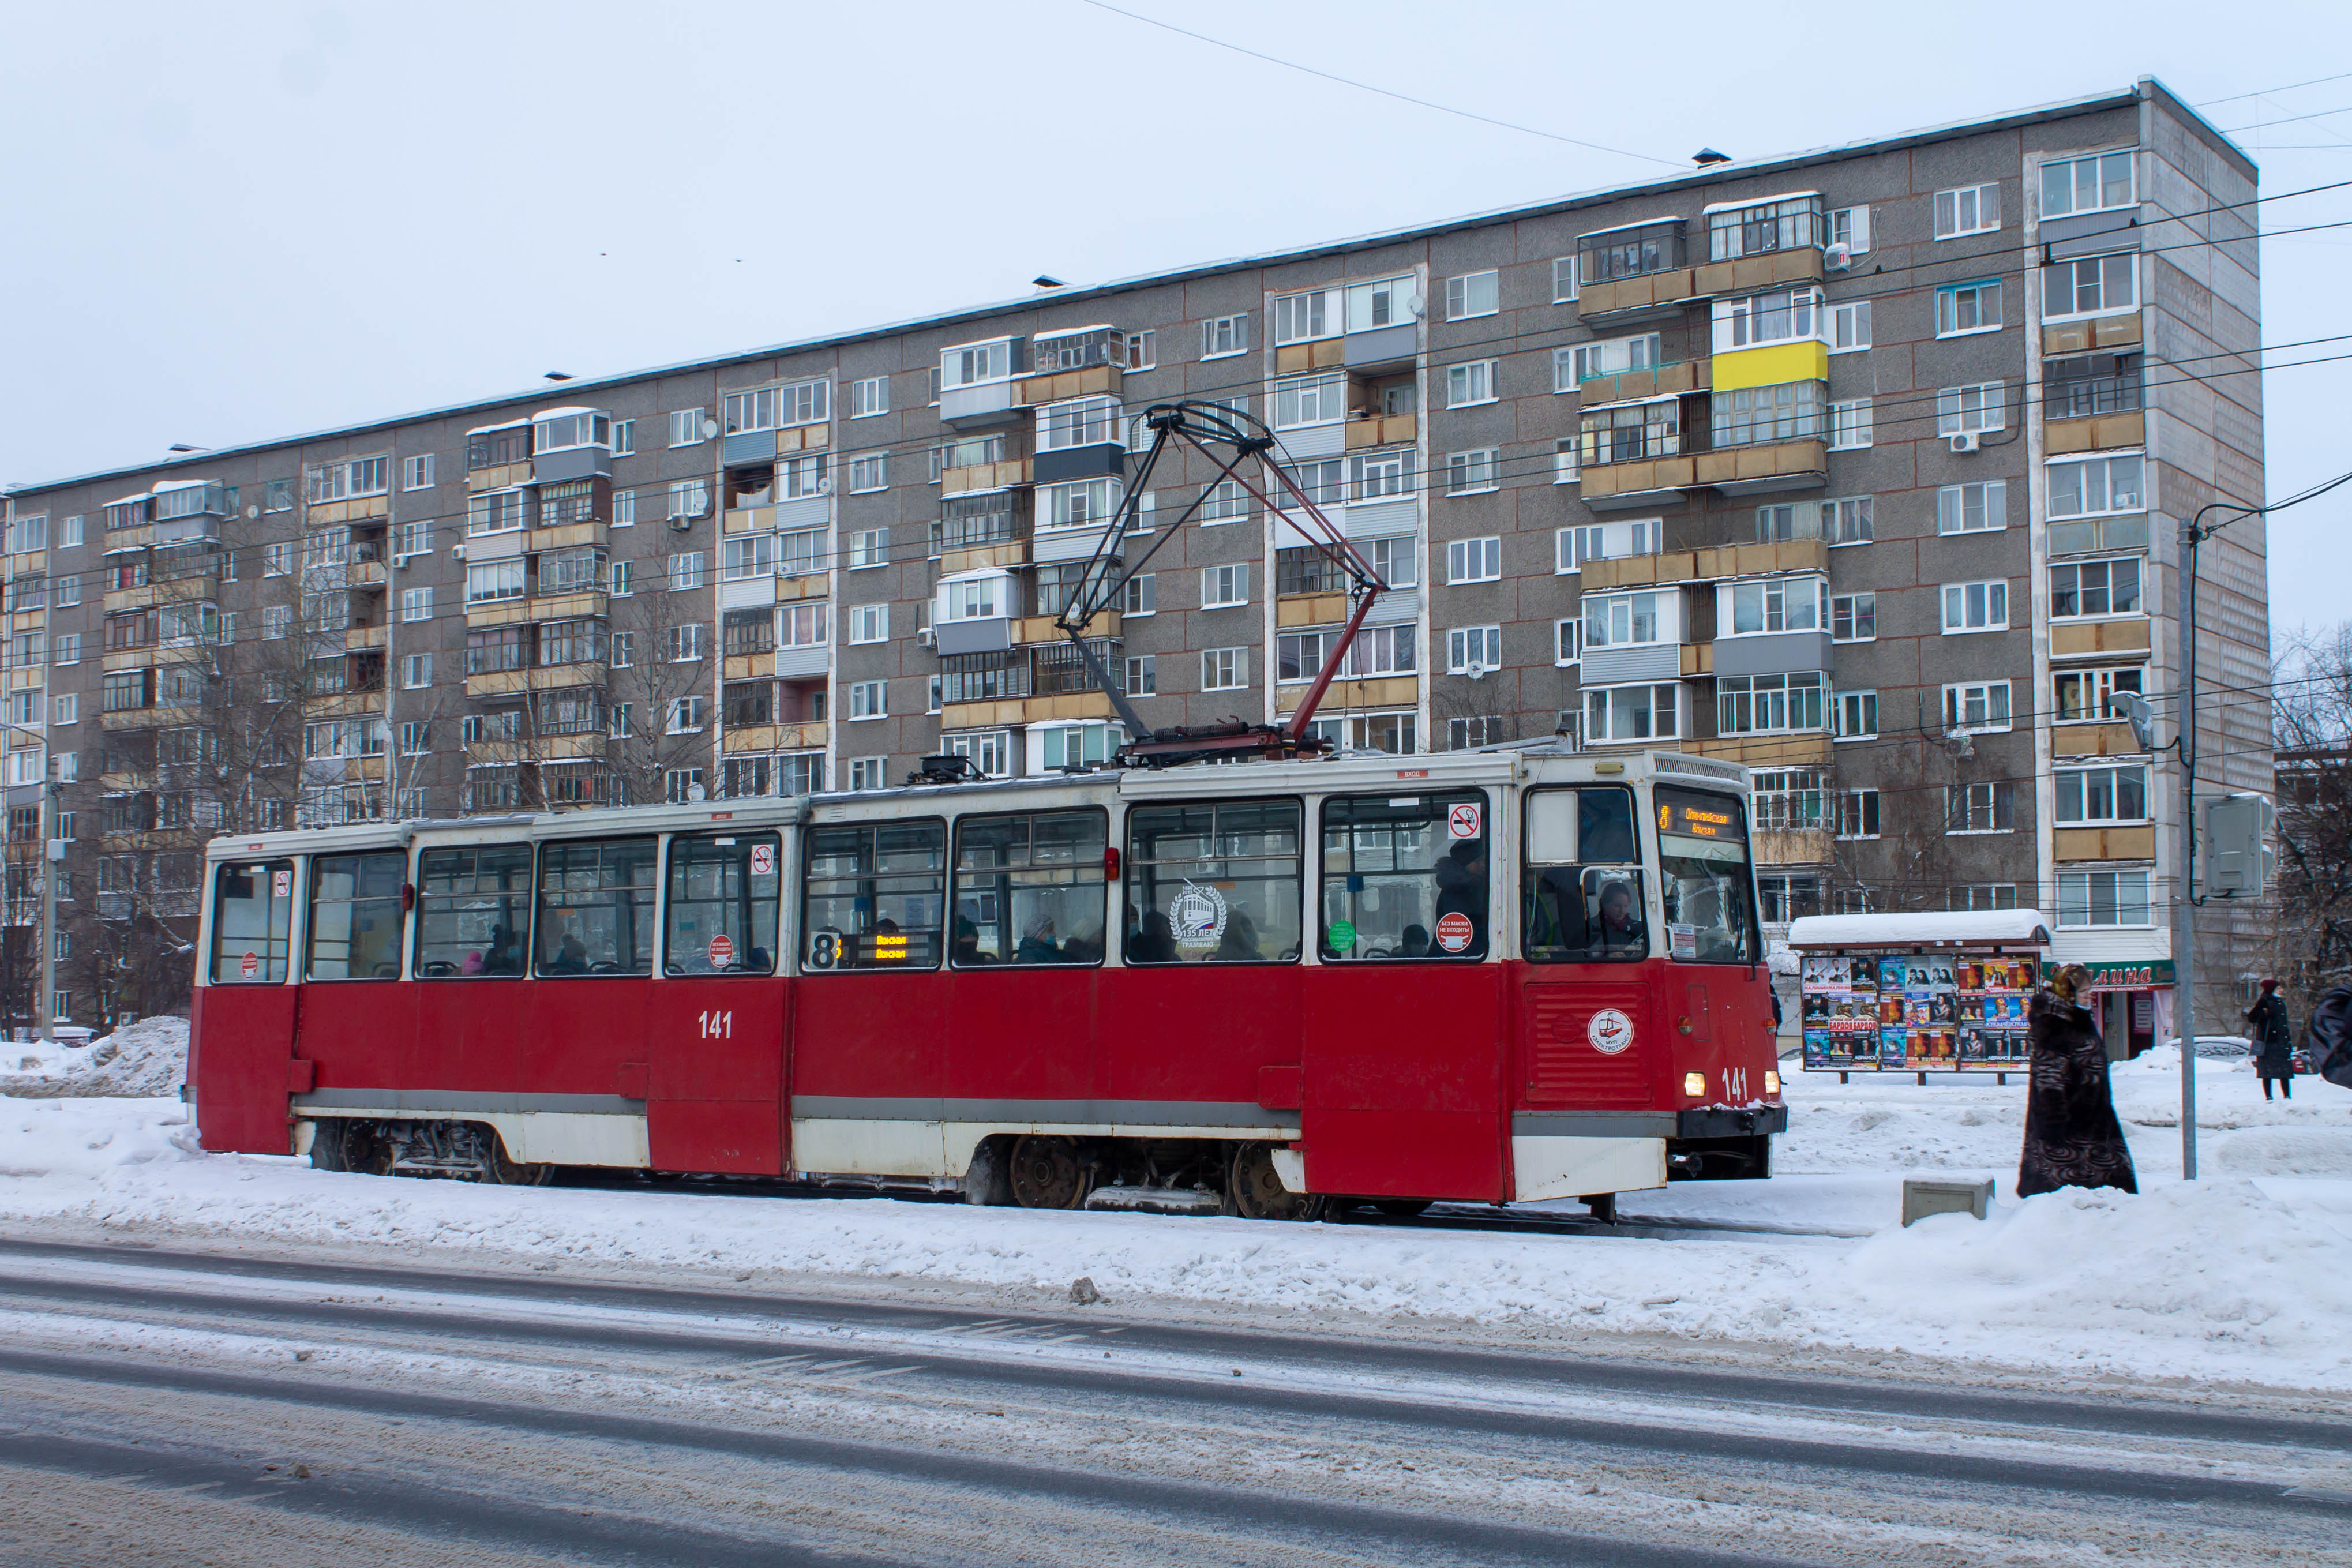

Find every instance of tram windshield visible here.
[1319,790,1488,961]
[1124,800,1303,964]
[1656,785,1760,963]
[1521,787,1647,962]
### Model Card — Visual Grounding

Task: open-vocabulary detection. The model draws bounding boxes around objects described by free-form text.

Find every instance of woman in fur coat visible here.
[2017,962,2138,1197]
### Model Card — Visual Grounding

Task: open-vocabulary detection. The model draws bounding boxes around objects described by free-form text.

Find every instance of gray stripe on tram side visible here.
[1512,1111,1678,1137]
[291,1089,648,1116]
[790,1096,1296,1129]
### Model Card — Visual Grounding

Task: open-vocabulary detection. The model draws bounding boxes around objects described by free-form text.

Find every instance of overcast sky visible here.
[2,0,2346,635]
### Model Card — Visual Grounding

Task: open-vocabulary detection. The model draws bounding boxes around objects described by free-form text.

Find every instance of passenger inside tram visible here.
[1317,790,1488,961]
[1522,785,1650,963]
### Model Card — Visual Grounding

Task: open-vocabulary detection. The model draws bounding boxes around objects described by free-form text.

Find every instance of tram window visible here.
[1656,786,1760,964]
[306,851,406,980]
[1522,787,1649,963]
[802,819,946,971]
[952,809,1108,966]
[209,859,295,984]
[666,831,782,976]
[1124,800,1303,965]
[413,842,534,978]
[536,837,657,977]
[1318,791,1488,961]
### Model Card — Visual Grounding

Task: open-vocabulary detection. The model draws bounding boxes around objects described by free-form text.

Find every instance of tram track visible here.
[1,1236,2349,1565]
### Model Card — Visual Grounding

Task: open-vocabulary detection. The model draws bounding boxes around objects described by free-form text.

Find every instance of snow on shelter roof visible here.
[466,418,531,437]
[531,406,605,422]
[1787,910,2052,950]
[1701,190,1822,215]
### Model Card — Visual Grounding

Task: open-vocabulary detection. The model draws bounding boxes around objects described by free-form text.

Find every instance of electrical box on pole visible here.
[2202,793,2275,899]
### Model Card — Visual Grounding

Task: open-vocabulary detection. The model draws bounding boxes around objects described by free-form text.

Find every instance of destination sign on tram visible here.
[1660,800,1736,839]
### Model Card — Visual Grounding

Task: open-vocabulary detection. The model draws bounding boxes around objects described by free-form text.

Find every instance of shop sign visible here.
[2044,959,2175,989]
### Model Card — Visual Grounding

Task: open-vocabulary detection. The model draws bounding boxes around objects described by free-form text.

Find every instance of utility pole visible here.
[2170,512,2198,1178]
[39,772,58,1044]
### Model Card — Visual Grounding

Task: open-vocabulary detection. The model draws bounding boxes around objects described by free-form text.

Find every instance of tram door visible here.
[194,857,301,1153]
[1518,786,1657,1112]
[644,828,790,1173]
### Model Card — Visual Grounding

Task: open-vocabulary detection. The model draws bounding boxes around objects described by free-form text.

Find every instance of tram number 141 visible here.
[1720,1067,1748,1102]
[698,1010,734,1041]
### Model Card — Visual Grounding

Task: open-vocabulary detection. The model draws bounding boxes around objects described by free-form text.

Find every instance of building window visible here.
[400,586,433,622]
[1445,361,1498,407]
[1444,270,1499,320]
[1446,537,1501,584]
[1368,536,1417,589]
[1201,564,1250,609]
[1830,593,1875,643]
[1715,287,1823,351]
[1272,374,1344,430]
[52,633,78,665]
[2047,455,2144,520]
[847,680,886,719]
[849,604,889,644]
[2045,253,2137,320]
[1935,280,2004,337]
[609,560,633,596]
[2040,151,2135,218]
[402,653,433,689]
[1724,575,1824,635]
[1554,438,1579,483]
[400,721,429,755]
[1348,448,1413,501]
[1717,673,1825,736]
[1708,196,1825,261]
[1949,782,2017,833]
[1271,289,1335,344]
[668,552,706,591]
[612,419,634,456]
[1564,333,1663,387]
[1830,299,1871,353]
[666,480,710,521]
[1834,689,1878,740]
[2057,764,2149,824]
[847,528,888,569]
[1551,256,1580,303]
[1201,314,1249,358]
[403,453,436,490]
[611,489,637,527]
[1443,449,1500,494]
[2058,868,2151,928]
[1751,769,1826,831]
[1950,884,2020,912]
[61,515,84,547]
[1941,580,2009,633]
[1712,381,1824,447]
[2049,557,2143,618]
[1945,680,2013,733]
[1126,330,1156,370]
[2055,666,2144,724]
[1836,789,1881,839]
[466,560,525,603]
[666,696,706,734]
[1554,619,1580,666]
[1938,382,2007,434]
[1443,716,1506,751]
[1933,183,2001,238]
[1584,590,1668,648]
[1124,655,1156,696]
[1585,683,1679,742]
[1829,205,1871,254]
[848,376,889,418]
[1827,399,1873,449]
[667,623,706,661]
[1198,478,1252,522]
[1201,648,1247,691]
[847,452,888,493]
[1121,575,1156,615]
[1937,481,2010,534]
[1821,495,1873,545]
[1446,625,1502,673]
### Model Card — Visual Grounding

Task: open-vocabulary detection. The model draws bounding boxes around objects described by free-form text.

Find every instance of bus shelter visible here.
[1787,910,2052,1084]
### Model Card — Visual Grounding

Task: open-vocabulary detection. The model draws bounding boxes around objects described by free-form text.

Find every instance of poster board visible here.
[1787,911,2049,1075]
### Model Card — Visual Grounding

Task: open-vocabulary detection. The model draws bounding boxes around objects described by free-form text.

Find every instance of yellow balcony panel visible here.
[1014,364,1123,405]
[2050,618,2151,661]
[1754,827,1832,867]
[102,648,156,673]
[1692,438,1827,490]
[777,719,827,751]
[99,770,153,793]
[942,698,1028,730]
[349,756,386,782]
[309,693,385,719]
[1276,676,1419,715]
[2045,411,2145,455]
[466,669,532,699]
[8,667,40,692]
[531,590,607,621]
[466,739,528,765]
[723,507,774,537]
[1344,413,1417,449]
[1026,691,1115,723]
[1577,361,1711,405]
[106,524,156,551]
[1013,610,1116,645]
[9,552,45,576]
[1680,643,1715,677]
[530,663,604,692]
[467,461,534,492]
[106,584,161,613]
[347,560,388,588]
[1578,268,1700,318]
[777,573,828,603]
[1691,247,1823,297]
[943,459,1033,496]
[777,423,829,453]
[528,522,608,553]
[1272,340,1346,376]
[1277,592,1352,629]
[943,541,1028,574]
[2042,313,2143,357]
[724,725,781,755]
[719,722,823,755]
[538,733,609,761]
[100,707,183,730]
[1579,455,1695,500]
[8,611,43,635]
[724,651,777,681]
[2051,721,2143,759]
[1690,733,1832,768]
[2054,825,2158,862]
[466,600,530,629]
[1708,343,1828,393]
[151,575,220,603]
[308,494,389,525]
[347,624,388,650]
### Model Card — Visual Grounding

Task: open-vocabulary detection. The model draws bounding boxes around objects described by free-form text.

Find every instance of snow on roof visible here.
[1032,324,1117,341]
[935,566,1012,586]
[150,478,206,493]
[1787,910,2053,950]
[1577,215,1684,242]
[1702,190,1822,215]
[531,406,605,422]
[466,418,531,437]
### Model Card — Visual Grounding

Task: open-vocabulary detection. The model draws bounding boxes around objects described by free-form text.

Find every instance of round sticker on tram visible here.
[1588,1008,1635,1055]
[708,933,735,970]
[1447,801,1481,840]
[1168,881,1227,951]
[1434,911,1475,953]
[1326,920,1356,951]
[239,952,258,981]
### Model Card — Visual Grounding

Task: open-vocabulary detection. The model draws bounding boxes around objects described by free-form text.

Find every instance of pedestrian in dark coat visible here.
[2018,963,2139,1197]
[2246,978,2296,1101]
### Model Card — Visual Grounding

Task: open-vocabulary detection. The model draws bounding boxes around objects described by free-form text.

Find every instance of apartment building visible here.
[0,77,2265,1032]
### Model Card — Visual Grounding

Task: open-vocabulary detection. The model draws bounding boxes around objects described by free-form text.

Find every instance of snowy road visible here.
[4,1238,2350,1566]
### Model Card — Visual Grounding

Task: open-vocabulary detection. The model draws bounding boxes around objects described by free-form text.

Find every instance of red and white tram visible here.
[190,744,1785,1217]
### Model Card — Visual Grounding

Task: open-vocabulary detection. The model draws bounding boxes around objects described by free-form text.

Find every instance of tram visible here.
[189,742,1785,1218]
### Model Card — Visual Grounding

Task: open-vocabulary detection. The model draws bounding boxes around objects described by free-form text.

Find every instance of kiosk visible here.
[1787,910,2052,1084]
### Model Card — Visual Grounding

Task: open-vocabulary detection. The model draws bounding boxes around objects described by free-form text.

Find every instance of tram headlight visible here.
[1682,1072,1705,1097]
[1764,1070,1781,1096]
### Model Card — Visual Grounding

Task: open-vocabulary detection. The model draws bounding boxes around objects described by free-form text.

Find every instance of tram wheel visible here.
[1008,1135,1085,1210]
[1227,1142,1322,1222]
[481,1126,554,1186]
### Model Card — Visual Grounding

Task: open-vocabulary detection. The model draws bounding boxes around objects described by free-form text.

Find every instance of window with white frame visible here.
[847,680,886,719]
[780,453,827,499]
[1445,449,1501,494]
[1934,183,2000,238]
[1447,625,1502,673]
[1751,770,1826,831]
[1828,399,1872,449]
[1938,382,2006,434]
[1121,575,1156,615]
[1585,682,1679,741]
[1445,360,1497,407]
[1553,438,1579,483]
[612,489,636,527]
[666,479,710,520]
[1937,480,2009,534]
[847,452,888,492]
[943,730,1011,778]
[1038,395,1119,451]
[612,419,634,456]
[1724,576,1825,635]
[400,721,430,756]
[1449,716,1509,751]
[669,410,707,447]
[1829,205,1871,253]
[1349,448,1412,501]
[1445,270,1498,320]
[1273,373,1344,429]
[667,696,706,734]
[1584,589,1670,648]
[1040,478,1121,531]
[2058,762,2149,824]
[1551,256,1580,302]
[771,528,820,577]
[942,576,1002,620]
[1563,333,1663,387]
[847,756,889,791]
[400,586,433,622]
[468,489,526,535]
[1201,563,1249,609]
[721,534,774,580]
[1822,494,1873,545]
[849,604,889,644]
[1714,287,1824,351]
[403,453,436,490]
[1712,380,1823,447]
[847,376,889,418]
[2040,150,2136,218]
[2058,868,2151,928]
[1201,647,1247,690]
[1949,781,2016,833]
[779,602,828,647]
[1829,299,1871,352]
[402,652,433,689]
[1198,478,1251,522]
[849,528,887,569]
[1124,655,1155,696]
[1126,330,1156,370]
[1272,288,1336,344]
[1201,315,1248,357]
[1945,680,2012,732]
[1837,789,1881,838]
[2054,666,2144,723]
[1363,535,1415,590]
[2049,557,2143,618]
[1719,673,1826,735]
[1554,619,1580,665]
[1941,580,2008,632]
[1935,280,2003,337]
[466,560,524,603]
[2047,454,2144,519]
[2045,253,2137,320]
[667,623,705,661]
[1830,592,1875,643]
[1834,688,1878,739]
[1277,625,1415,681]
[1343,276,1414,332]
[668,551,706,590]
[1556,525,1603,572]
[52,692,76,726]
[1446,537,1501,584]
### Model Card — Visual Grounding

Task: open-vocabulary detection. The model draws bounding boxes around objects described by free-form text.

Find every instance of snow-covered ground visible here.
[1,1015,190,1099]
[3,1023,2350,1391]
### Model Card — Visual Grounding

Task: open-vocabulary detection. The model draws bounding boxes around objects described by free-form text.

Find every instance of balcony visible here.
[1579,438,1827,507]
[2052,721,2143,759]
[467,422,534,490]
[2049,617,2151,661]
[1344,412,1416,450]
[1582,537,1828,592]
[1687,733,1832,768]
[2045,354,2144,454]
[2054,825,2158,862]
[1578,245,1824,325]
[1274,676,1419,715]
[722,720,829,755]
[1577,359,1711,405]
[943,457,1033,497]
[1011,610,1116,646]
[1015,333,1125,406]
[2041,312,2141,357]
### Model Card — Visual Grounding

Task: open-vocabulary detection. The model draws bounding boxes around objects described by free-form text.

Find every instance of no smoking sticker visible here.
[1447,802,1481,839]
[272,869,292,899]
[1435,911,1475,952]
[749,843,775,877]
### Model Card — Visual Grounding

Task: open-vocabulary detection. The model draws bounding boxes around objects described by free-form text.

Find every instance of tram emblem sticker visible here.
[271,869,292,899]
[1447,802,1482,840]
[239,952,258,981]
[1434,911,1475,953]
[1168,881,1227,951]
[708,933,734,969]
[1587,1008,1635,1055]
[749,843,774,877]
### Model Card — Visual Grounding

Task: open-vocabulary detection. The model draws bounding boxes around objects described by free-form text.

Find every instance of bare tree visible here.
[2270,622,2352,1019]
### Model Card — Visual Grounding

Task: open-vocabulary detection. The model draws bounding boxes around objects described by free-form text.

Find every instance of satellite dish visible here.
[700,417,721,440]
[245,505,260,519]
[1406,292,1427,320]
[687,783,707,802]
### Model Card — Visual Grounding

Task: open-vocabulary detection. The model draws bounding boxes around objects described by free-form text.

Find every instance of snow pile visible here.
[0,1096,200,1179]
[0,1016,188,1100]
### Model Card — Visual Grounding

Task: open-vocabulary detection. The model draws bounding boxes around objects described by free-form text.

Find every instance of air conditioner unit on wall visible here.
[916,625,935,647]
[1949,432,1980,455]
[1824,243,1852,272]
